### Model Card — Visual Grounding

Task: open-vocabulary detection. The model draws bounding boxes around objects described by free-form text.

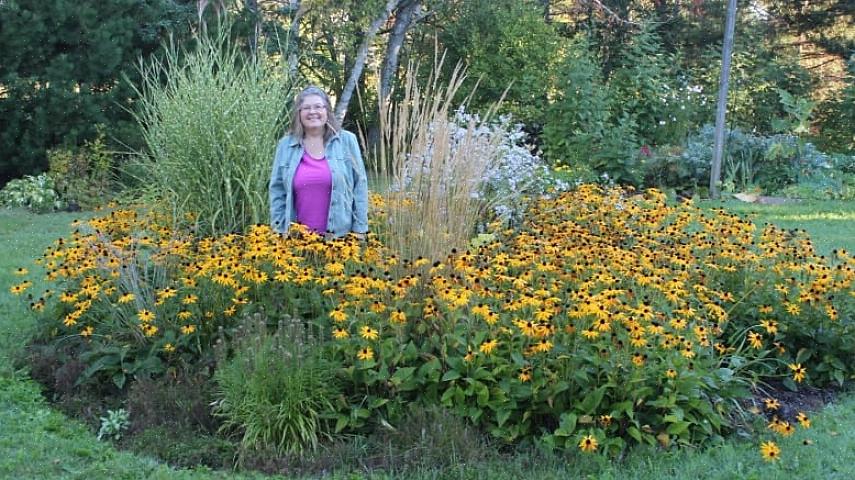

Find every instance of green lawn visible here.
[1,202,854,479]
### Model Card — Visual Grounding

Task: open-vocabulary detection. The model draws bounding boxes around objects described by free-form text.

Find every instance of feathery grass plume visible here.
[127,22,293,236]
[371,53,505,261]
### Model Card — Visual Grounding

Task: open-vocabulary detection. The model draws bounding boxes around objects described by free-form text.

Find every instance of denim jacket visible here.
[268,129,369,237]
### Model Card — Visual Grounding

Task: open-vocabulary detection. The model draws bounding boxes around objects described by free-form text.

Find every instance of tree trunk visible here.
[334,0,402,123]
[379,0,420,101]
[246,0,259,58]
[287,0,306,79]
[710,0,738,199]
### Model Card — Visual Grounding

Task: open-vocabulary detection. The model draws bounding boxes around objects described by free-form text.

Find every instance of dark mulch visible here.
[751,379,842,422]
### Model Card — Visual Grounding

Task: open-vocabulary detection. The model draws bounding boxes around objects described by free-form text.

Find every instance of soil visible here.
[751,379,841,421]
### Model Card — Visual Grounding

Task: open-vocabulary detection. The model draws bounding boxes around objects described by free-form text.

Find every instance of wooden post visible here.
[710,0,738,199]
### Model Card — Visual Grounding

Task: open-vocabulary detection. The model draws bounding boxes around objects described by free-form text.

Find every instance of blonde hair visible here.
[289,86,340,143]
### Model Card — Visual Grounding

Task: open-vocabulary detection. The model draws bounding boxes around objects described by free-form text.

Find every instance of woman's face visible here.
[299,94,328,132]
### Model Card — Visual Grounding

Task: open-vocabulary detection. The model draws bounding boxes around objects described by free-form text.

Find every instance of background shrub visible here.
[0,173,63,213]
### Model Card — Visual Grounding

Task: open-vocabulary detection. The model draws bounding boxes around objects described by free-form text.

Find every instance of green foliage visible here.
[691,35,814,135]
[438,0,562,126]
[650,125,836,194]
[542,36,611,168]
[128,26,293,236]
[213,315,341,458]
[0,174,63,213]
[815,60,855,154]
[0,0,194,185]
[47,128,115,210]
[543,29,700,185]
[126,426,237,470]
[97,408,130,441]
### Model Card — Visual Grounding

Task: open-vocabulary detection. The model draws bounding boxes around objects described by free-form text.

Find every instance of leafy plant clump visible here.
[213,315,342,458]
[0,173,63,213]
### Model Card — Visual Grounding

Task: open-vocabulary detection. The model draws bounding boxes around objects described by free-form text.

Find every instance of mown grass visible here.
[699,198,855,257]
[1,200,854,479]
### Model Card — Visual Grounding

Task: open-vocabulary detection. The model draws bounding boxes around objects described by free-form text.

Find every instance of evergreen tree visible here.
[0,0,194,185]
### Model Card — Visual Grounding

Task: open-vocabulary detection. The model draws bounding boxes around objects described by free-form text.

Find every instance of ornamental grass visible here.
[12,185,854,456]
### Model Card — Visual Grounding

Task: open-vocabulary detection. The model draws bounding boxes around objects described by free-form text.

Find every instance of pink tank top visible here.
[292,150,332,234]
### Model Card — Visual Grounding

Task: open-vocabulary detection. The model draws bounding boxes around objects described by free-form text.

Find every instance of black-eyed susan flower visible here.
[180,324,197,335]
[479,339,499,355]
[748,331,763,349]
[390,309,406,324]
[760,441,780,461]
[333,327,349,339]
[118,292,135,304]
[357,347,374,361]
[578,434,598,453]
[789,363,806,383]
[796,412,811,429]
[764,398,781,411]
[360,326,379,340]
[137,309,155,323]
[329,307,348,322]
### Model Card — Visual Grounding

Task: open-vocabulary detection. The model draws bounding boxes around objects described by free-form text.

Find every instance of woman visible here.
[269,86,369,239]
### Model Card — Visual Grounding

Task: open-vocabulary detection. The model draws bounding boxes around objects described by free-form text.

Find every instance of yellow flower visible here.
[390,309,407,324]
[789,363,806,383]
[464,349,476,362]
[665,368,678,379]
[784,302,801,316]
[479,339,499,355]
[163,343,176,353]
[759,319,778,335]
[182,294,199,305]
[80,326,94,337]
[760,441,780,462]
[796,412,811,429]
[14,267,28,275]
[177,310,193,320]
[9,281,31,295]
[143,324,158,337]
[747,331,763,349]
[180,324,196,335]
[357,347,374,361]
[578,434,598,453]
[518,367,532,382]
[764,398,780,411]
[360,326,379,340]
[329,307,348,322]
[333,327,349,339]
[118,293,135,304]
[137,309,155,323]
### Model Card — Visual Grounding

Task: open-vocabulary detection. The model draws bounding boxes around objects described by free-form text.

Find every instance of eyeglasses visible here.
[300,104,327,112]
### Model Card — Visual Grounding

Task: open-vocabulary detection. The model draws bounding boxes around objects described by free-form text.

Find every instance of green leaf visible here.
[796,348,813,364]
[496,409,512,427]
[579,386,607,413]
[111,372,126,390]
[628,426,642,443]
[334,416,349,434]
[666,421,690,436]
[442,370,462,382]
[391,367,416,385]
[554,413,577,437]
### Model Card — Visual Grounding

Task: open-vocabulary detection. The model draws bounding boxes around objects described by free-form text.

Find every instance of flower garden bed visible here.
[11,185,854,470]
